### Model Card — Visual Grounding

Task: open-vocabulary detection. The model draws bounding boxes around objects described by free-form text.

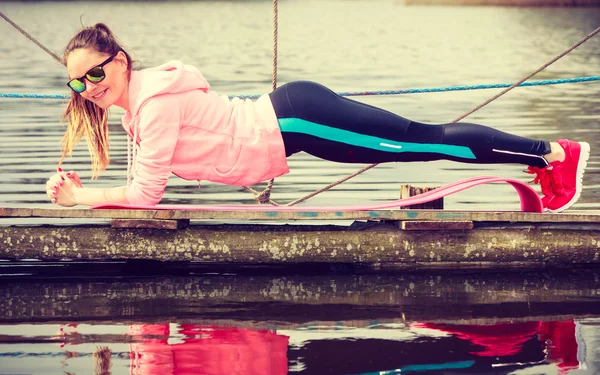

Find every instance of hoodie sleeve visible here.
[126,94,182,206]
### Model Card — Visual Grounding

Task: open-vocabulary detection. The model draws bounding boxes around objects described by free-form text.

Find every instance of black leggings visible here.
[269,81,551,168]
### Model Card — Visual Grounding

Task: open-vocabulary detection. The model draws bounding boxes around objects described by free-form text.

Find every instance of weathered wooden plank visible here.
[2,224,600,266]
[2,207,600,223]
[400,185,444,209]
[399,220,473,231]
[111,219,190,230]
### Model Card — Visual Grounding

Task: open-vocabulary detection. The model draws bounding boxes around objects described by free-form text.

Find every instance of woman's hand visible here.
[46,169,83,207]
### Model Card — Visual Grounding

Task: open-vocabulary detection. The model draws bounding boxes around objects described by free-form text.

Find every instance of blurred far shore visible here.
[2,0,600,6]
[402,0,599,5]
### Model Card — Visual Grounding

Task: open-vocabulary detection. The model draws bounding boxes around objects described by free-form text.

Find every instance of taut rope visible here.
[0,11,64,64]
[3,75,600,100]
[242,0,279,205]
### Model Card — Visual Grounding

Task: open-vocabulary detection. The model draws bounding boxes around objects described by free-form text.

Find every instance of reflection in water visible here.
[127,324,288,375]
[0,320,591,375]
[415,321,577,373]
[284,321,579,374]
[1,270,600,374]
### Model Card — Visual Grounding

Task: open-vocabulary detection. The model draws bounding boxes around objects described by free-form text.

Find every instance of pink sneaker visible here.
[527,139,590,213]
[526,165,555,207]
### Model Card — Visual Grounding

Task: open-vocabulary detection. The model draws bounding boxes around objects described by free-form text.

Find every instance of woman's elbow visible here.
[126,188,164,207]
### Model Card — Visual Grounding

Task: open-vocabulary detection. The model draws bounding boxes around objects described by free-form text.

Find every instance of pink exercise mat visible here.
[92,176,543,213]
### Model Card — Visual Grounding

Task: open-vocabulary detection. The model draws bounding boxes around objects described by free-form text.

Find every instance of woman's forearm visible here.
[73,186,129,206]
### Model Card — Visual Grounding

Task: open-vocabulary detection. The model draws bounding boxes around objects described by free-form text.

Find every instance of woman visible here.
[46,23,590,213]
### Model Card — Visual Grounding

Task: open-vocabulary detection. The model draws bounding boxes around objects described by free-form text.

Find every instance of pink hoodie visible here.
[121,61,290,205]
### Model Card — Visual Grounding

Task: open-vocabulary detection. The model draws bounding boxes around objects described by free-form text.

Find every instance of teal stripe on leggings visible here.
[278,118,476,159]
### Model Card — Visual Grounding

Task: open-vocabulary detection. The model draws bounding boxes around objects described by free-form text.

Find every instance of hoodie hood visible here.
[126,60,210,118]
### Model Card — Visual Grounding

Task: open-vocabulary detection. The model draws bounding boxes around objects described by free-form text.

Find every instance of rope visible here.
[3,75,599,100]
[284,164,378,207]
[452,25,600,123]
[0,11,63,64]
[271,0,278,92]
[243,178,279,205]
[242,0,279,205]
[336,75,600,97]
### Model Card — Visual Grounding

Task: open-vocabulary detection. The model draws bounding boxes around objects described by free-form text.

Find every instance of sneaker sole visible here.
[546,141,590,213]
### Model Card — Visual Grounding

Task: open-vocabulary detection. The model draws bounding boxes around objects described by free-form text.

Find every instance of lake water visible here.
[1,0,600,374]
[1,0,600,208]
[3,267,600,374]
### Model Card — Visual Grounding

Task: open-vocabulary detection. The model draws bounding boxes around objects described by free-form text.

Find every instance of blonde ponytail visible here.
[60,92,109,179]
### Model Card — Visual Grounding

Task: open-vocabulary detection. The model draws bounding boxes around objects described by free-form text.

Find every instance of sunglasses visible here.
[67,54,117,93]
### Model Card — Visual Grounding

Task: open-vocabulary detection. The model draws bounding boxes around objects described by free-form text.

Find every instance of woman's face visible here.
[66,48,128,109]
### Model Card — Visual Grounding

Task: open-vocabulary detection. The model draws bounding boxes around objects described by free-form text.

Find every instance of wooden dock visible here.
[2,207,600,269]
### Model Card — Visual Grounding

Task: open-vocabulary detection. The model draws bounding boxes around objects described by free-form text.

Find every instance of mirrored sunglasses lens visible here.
[86,67,105,83]
[69,80,86,93]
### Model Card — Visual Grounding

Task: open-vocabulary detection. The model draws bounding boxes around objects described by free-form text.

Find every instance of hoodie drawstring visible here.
[127,118,140,187]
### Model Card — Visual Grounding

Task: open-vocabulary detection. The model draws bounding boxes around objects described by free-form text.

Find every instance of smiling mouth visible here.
[92,89,107,100]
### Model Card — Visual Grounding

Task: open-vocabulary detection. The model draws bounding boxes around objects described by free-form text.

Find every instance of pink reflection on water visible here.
[128,324,289,375]
[413,320,578,373]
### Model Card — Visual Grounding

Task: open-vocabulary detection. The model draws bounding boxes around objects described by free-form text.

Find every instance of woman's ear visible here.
[115,51,129,72]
